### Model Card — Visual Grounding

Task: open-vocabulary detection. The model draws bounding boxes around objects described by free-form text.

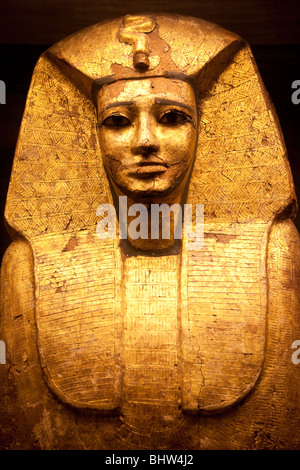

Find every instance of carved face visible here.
[96,77,197,198]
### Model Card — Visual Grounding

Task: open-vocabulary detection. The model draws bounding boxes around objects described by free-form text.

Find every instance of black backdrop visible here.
[0,0,300,261]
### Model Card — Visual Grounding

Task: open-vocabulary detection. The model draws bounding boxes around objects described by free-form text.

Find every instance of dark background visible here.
[0,0,300,262]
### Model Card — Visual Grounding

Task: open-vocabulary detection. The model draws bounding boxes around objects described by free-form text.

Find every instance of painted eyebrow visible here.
[98,101,135,116]
[154,98,196,115]
[98,98,196,117]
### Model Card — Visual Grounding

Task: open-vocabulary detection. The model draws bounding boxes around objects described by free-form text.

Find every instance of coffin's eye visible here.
[159,110,190,125]
[101,115,131,127]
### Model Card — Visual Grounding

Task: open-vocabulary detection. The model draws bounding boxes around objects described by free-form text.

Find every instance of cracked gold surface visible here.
[0,14,300,449]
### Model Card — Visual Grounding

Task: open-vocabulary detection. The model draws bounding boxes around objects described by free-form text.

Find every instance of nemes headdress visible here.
[5,14,296,412]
